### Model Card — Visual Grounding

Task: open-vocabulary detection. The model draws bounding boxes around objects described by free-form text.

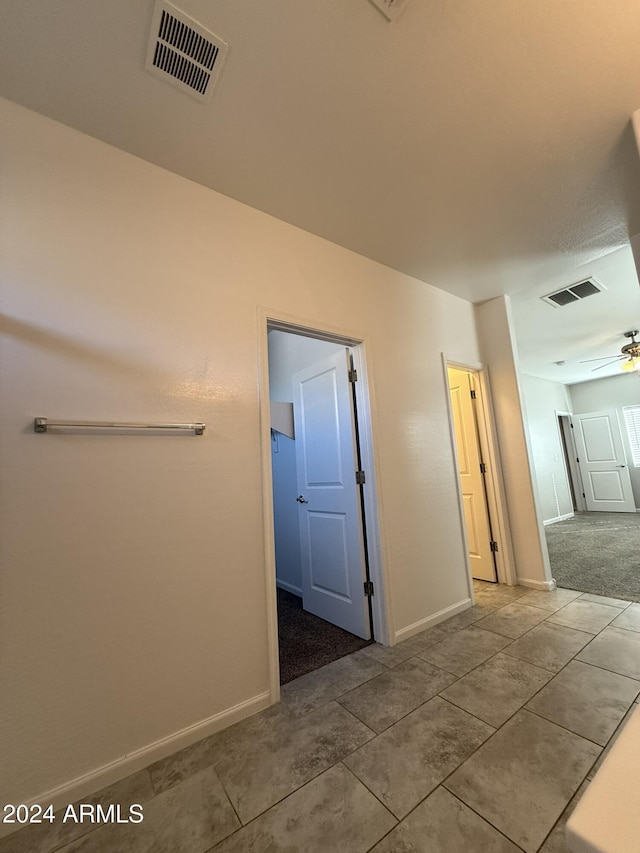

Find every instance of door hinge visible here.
[582,492,586,498]
[355,470,366,485]
[490,541,499,553]
[576,457,579,463]
[470,389,477,399]
[364,580,374,597]
[348,368,358,383]
[480,462,487,474]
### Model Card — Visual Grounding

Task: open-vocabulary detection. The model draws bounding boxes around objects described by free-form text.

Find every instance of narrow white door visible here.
[448,367,497,582]
[572,410,636,512]
[293,349,369,639]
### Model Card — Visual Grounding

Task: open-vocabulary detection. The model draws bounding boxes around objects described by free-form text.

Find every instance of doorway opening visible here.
[444,359,516,593]
[558,410,635,514]
[545,409,639,601]
[556,412,585,513]
[447,366,497,584]
[261,319,387,693]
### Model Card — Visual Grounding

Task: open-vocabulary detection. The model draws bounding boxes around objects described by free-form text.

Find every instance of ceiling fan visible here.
[580,330,640,372]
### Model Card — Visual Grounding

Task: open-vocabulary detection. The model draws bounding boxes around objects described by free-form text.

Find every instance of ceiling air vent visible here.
[145,1,228,102]
[541,278,605,308]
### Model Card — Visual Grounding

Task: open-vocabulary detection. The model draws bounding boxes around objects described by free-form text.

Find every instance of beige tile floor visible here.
[2,581,639,853]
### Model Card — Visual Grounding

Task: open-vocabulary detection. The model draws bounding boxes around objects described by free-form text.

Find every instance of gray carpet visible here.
[545,511,640,603]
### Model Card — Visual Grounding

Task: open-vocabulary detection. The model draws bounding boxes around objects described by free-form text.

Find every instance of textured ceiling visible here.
[511,244,640,384]
[1,0,640,379]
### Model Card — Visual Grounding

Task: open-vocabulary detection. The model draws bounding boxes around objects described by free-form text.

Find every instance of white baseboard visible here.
[543,513,574,526]
[0,691,271,841]
[518,577,557,591]
[276,579,302,596]
[393,598,472,644]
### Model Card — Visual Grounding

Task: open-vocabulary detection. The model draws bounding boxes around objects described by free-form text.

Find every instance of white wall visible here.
[270,431,301,593]
[520,375,574,523]
[0,98,483,807]
[268,331,346,594]
[569,373,640,508]
[475,297,553,588]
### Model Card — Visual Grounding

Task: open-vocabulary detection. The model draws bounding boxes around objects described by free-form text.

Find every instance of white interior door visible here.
[448,367,497,582]
[293,349,369,639]
[572,410,635,512]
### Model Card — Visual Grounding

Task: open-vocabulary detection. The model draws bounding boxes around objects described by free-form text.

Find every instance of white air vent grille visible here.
[541,278,605,308]
[145,1,228,102]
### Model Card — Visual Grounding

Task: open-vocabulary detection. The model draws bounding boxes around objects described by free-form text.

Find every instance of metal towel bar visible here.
[34,418,205,435]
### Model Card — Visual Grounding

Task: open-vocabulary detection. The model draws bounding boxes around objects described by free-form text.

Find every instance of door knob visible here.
[296,495,309,503]
[616,465,626,468]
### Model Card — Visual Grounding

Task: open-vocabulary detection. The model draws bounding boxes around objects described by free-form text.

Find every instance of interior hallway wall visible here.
[1,98,483,808]
[519,375,574,523]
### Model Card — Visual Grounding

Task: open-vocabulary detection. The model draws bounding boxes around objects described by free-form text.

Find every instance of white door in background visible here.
[448,367,497,582]
[573,410,636,512]
[293,349,369,639]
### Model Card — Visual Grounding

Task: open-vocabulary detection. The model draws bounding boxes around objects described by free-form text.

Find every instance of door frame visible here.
[258,309,389,703]
[571,409,636,512]
[447,365,498,583]
[555,411,586,514]
[442,356,517,591]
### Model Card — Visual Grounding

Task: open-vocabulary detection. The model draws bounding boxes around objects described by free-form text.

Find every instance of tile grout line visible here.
[435,701,594,853]
[443,786,528,852]
[211,761,399,852]
[216,768,243,834]
[339,760,399,825]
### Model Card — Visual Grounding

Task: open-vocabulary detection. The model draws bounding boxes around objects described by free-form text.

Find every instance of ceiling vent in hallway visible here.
[145,1,228,102]
[541,278,604,307]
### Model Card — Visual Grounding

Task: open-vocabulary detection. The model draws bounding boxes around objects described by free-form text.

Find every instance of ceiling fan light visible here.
[621,357,640,373]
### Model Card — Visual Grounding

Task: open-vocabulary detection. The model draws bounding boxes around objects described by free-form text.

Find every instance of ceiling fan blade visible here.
[591,358,624,372]
[579,354,621,363]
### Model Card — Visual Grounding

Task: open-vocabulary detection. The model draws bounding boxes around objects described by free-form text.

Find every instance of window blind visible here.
[623,405,640,466]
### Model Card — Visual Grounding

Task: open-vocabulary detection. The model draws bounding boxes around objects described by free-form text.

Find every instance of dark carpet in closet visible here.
[277,588,372,684]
